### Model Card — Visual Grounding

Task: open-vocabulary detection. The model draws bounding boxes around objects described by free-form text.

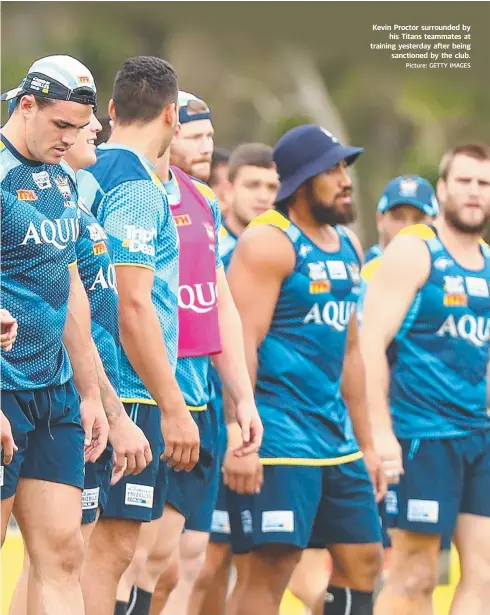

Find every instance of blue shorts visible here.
[209,477,231,544]
[1,381,85,500]
[227,458,381,554]
[82,445,114,525]
[166,408,221,533]
[102,403,168,523]
[385,431,490,539]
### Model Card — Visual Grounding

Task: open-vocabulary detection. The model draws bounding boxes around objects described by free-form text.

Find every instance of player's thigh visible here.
[227,465,323,554]
[454,513,490,579]
[82,445,113,526]
[388,528,441,588]
[13,478,84,572]
[386,437,463,539]
[1,496,15,546]
[312,458,382,547]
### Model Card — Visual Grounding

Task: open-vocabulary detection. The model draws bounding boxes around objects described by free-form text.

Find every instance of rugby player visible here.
[209,147,231,215]
[0,55,108,615]
[77,56,199,615]
[118,96,263,615]
[189,142,280,615]
[225,125,384,615]
[8,110,152,615]
[364,175,439,263]
[360,144,490,615]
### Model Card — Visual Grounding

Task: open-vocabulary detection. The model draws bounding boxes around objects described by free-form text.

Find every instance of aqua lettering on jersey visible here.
[1,136,79,390]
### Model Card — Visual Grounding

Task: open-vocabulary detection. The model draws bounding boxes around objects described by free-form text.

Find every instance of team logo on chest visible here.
[443,275,467,307]
[54,175,77,208]
[32,171,52,190]
[307,262,331,294]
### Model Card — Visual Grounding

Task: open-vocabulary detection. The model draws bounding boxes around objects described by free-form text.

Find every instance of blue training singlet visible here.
[251,210,363,464]
[80,144,179,404]
[1,135,79,390]
[388,225,490,439]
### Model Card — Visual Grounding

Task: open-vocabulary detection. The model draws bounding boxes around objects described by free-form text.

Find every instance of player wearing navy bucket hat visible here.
[274,124,363,203]
[224,124,383,615]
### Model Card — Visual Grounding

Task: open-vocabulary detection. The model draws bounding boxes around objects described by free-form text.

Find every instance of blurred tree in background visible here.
[2,1,490,245]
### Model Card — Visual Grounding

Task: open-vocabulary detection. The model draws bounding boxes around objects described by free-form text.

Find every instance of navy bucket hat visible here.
[273,124,363,202]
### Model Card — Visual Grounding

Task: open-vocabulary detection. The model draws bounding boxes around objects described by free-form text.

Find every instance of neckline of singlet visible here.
[221,220,238,241]
[1,133,44,167]
[428,224,488,275]
[284,214,344,256]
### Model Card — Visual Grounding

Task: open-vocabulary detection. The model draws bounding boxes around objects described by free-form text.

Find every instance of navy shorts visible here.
[1,381,85,499]
[82,445,114,525]
[385,430,490,539]
[209,477,231,544]
[102,403,168,523]
[166,408,221,533]
[227,458,382,554]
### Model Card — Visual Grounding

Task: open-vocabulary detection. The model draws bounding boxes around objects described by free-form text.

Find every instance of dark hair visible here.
[209,148,230,186]
[14,94,54,112]
[228,143,275,183]
[439,143,490,180]
[112,56,178,125]
[95,114,112,146]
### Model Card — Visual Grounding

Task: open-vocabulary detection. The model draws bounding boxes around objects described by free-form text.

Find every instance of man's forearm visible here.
[63,277,100,401]
[213,299,255,410]
[119,299,183,412]
[341,343,374,450]
[359,330,393,431]
[91,340,122,424]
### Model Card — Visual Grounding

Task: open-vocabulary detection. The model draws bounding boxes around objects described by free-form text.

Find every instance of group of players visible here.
[1,52,490,615]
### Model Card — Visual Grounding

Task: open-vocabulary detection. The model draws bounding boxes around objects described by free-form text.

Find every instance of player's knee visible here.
[460,551,490,592]
[89,522,138,576]
[158,555,181,594]
[393,550,439,598]
[253,546,302,592]
[351,545,384,584]
[180,543,207,582]
[36,527,84,579]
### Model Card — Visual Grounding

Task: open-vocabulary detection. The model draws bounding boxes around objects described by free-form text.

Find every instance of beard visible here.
[305,180,356,226]
[445,207,489,235]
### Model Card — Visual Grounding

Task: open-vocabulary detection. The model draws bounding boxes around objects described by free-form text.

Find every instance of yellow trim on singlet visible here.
[398,223,436,241]
[140,160,165,191]
[192,179,216,202]
[68,259,78,268]
[121,397,158,405]
[120,398,208,411]
[189,404,208,411]
[0,141,6,152]
[113,263,155,271]
[219,225,229,239]
[260,450,363,466]
[360,256,382,282]
[248,209,291,231]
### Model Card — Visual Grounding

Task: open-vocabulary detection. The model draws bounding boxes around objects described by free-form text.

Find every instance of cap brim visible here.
[381,198,431,214]
[1,87,23,102]
[276,144,364,202]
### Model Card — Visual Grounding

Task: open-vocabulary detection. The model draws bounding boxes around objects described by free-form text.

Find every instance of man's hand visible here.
[223,449,263,495]
[108,411,152,478]
[1,410,18,464]
[0,310,18,352]
[81,398,109,463]
[362,446,387,503]
[160,404,200,472]
[232,398,263,457]
[374,428,404,485]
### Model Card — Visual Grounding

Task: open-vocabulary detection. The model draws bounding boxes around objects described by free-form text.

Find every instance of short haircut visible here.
[209,148,230,186]
[112,56,178,125]
[228,143,275,183]
[95,114,112,146]
[439,144,490,180]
